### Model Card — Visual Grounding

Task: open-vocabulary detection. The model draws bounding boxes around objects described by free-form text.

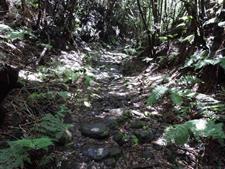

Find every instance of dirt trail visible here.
[58,48,171,169]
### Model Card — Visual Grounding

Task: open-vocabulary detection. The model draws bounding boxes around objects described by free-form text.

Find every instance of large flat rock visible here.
[80,122,110,139]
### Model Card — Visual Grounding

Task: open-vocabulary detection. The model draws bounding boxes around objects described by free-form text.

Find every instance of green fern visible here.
[147,85,169,106]
[28,92,55,103]
[62,69,81,83]
[162,82,225,123]
[148,86,187,106]
[0,24,35,42]
[0,137,53,169]
[184,51,225,70]
[8,137,53,150]
[55,105,71,118]
[184,50,207,69]
[219,57,225,70]
[176,75,201,87]
[148,84,225,119]
[33,109,72,141]
[27,91,70,105]
[170,88,183,105]
[84,75,93,87]
[165,119,225,145]
[165,123,190,145]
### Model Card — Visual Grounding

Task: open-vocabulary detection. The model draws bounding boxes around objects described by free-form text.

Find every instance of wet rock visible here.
[133,129,154,143]
[80,122,110,139]
[130,120,145,129]
[83,146,121,161]
[105,116,119,129]
[83,147,109,161]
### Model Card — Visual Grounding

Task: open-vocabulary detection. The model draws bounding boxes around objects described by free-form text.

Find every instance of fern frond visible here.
[147,85,168,106]
[170,88,183,105]
[0,137,53,169]
[33,112,72,140]
[164,119,225,145]
[165,123,190,145]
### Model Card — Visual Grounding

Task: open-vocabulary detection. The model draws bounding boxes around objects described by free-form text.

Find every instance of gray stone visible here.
[105,116,119,129]
[83,147,109,161]
[83,146,121,161]
[130,120,145,129]
[80,122,110,139]
[133,129,154,143]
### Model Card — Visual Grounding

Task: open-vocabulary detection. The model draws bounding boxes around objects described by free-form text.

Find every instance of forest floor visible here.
[53,46,205,169]
[1,43,224,169]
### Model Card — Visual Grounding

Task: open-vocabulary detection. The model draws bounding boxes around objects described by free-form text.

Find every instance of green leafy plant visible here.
[27,91,70,105]
[0,24,35,42]
[124,46,137,55]
[62,69,81,84]
[26,0,39,8]
[176,75,201,87]
[165,119,225,145]
[148,84,225,118]
[169,89,184,105]
[131,135,139,145]
[28,92,55,103]
[38,65,94,87]
[84,75,93,87]
[38,66,87,84]
[184,51,225,70]
[33,107,72,141]
[0,137,53,169]
[147,85,169,106]
[84,53,93,65]
[147,85,189,106]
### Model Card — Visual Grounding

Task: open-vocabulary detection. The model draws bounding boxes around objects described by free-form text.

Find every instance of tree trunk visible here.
[137,0,154,57]
[200,0,205,17]
[0,0,9,15]
[151,0,158,26]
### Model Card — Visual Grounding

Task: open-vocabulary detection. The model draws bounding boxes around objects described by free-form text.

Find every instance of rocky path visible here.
[60,49,171,169]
